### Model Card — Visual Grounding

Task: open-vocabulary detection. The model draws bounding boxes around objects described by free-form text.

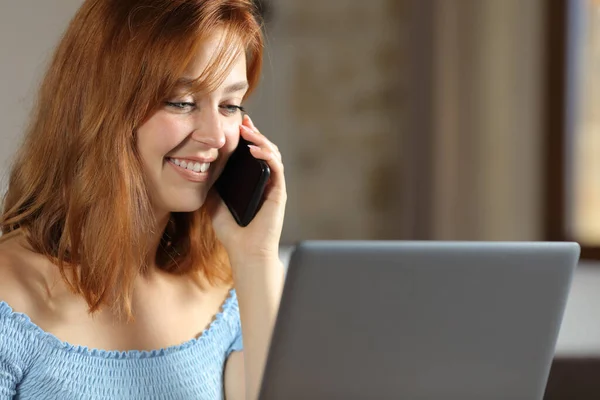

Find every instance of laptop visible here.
[259,241,580,400]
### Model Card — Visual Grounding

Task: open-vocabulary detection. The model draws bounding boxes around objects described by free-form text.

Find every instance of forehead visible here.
[181,29,248,90]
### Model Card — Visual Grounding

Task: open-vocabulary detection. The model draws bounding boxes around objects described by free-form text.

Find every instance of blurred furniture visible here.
[545,262,600,399]
[545,358,600,399]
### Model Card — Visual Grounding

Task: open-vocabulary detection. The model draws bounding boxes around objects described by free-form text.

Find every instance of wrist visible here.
[227,248,281,267]
[230,256,283,270]
[231,259,285,297]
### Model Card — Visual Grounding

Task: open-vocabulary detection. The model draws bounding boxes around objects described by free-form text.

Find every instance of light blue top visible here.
[0,289,243,400]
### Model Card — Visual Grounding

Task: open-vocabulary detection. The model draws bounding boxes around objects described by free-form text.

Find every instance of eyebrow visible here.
[223,81,249,94]
[174,78,249,94]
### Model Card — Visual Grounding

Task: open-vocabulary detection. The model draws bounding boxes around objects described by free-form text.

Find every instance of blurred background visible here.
[246,0,600,251]
[0,0,599,398]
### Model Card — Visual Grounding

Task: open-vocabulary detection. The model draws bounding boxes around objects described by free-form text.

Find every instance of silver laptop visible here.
[259,241,580,400]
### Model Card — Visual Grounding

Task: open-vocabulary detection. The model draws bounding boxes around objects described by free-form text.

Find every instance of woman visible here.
[0,0,285,399]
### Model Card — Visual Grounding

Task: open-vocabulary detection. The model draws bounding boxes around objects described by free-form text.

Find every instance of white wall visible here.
[0,1,84,186]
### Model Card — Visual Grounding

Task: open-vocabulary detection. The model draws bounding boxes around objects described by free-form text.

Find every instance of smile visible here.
[168,157,210,173]
[166,157,212,182]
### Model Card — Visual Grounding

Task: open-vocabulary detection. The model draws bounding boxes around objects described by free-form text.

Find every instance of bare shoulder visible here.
[0,231,52,318]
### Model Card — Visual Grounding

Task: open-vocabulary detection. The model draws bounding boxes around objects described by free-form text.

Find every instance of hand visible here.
[206,115,287,266]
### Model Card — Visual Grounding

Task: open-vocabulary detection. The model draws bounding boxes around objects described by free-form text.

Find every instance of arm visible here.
[225,259,285,400]
[224,351,245,400]
[208,115,286,400]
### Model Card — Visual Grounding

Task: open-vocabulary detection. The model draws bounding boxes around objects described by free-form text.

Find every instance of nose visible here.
[190,108,226,148]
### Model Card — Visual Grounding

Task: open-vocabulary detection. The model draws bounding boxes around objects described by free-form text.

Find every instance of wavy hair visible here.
[1,0,264,318]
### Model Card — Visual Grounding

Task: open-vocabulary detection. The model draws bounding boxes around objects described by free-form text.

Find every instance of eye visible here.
[165,101,196,112]
[219,104,246,116]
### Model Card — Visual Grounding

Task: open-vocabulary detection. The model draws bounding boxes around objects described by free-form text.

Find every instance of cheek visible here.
[137,114,190,158]
[224,119,241,151]
[214,123,240,173]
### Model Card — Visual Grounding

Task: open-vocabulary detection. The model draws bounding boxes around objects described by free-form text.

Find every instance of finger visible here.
[243,116,286,210]
[247,144,274,162]
[241,115,271,144]
[240,125,281,161]
[245,114,258,131]
[240,115,283,162]
[240,123,268,146]
[248,145,286,193]
[242,115,261,138]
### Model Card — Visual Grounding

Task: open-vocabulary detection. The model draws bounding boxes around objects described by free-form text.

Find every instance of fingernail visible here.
[246,115,256,128]
[247,144,260,151]
[240,124,253,133]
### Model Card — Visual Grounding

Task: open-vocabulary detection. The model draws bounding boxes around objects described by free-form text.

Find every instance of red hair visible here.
[1,0,264,318]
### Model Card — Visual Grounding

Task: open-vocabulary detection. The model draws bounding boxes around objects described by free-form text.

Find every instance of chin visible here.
[164,195,207,213]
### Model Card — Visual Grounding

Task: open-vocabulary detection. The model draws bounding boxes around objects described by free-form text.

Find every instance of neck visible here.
[146,211,171,270]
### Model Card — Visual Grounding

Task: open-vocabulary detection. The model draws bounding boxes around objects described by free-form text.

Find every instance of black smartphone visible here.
[215,137,270,227]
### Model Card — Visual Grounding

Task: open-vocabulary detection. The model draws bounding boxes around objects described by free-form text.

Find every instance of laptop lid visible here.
[259,241,580,400]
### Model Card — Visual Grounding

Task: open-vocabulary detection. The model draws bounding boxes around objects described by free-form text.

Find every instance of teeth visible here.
[169,158,210,173]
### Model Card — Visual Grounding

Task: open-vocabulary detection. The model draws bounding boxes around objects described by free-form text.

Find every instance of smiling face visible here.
[136,31,248,220]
